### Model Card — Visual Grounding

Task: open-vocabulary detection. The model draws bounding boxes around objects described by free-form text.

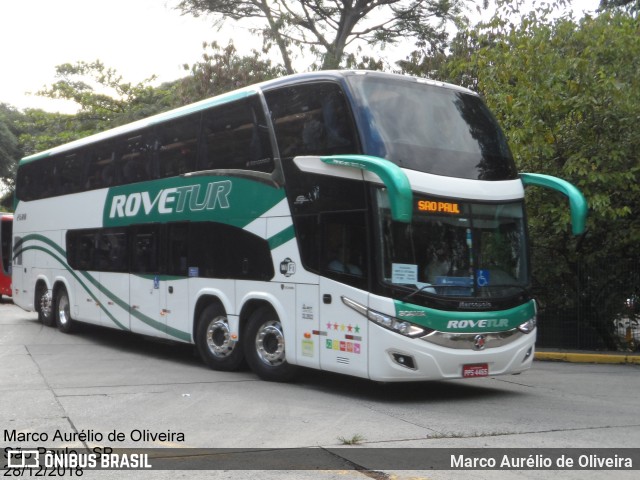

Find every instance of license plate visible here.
[463,363,489,378]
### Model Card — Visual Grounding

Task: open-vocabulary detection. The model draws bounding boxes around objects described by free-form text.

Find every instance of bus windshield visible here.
[347,74,517,180]
[376,189,528,299]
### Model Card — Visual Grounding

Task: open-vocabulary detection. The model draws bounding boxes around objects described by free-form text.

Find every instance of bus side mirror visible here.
[520,172,588,236]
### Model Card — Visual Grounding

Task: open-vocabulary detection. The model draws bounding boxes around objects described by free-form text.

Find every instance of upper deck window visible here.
[264,82,358,158]
[346,75,517,181]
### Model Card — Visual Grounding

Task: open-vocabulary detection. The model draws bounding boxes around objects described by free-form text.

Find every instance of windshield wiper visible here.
[401,284,435,303]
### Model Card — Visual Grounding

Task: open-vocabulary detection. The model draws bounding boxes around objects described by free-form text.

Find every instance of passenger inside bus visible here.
[327,243,363,276]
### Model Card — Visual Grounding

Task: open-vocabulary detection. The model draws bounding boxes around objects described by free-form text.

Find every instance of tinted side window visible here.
[67,231,96,271]
[200,97,274,173]
[189,222,274,280]
[165,223,189,277]
[57,152,85,194]
[322,213,368,280]
[281,160,367,216]
[295,211,368,289]
[131,226,158,274]
[265,82,358,158]
[16,159,56,201]
[156,114,201,178]
[292,215,320,273]
[119,130,155,184]
[95,229,128,272]
[86,142,117,189]
[67,228,128,272]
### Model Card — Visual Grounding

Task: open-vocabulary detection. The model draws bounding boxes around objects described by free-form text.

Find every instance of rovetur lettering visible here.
[108,181,232,219]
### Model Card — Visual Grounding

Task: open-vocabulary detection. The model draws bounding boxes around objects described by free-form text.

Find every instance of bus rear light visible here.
[341,296,431,338]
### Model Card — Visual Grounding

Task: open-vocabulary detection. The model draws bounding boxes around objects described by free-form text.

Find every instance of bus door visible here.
[318,213,369,378]
[161,223,190,341]
[128,226,163,337]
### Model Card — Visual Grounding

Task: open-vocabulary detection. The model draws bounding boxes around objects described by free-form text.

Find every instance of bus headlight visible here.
[518,316,537,334]
[341,296,431,338]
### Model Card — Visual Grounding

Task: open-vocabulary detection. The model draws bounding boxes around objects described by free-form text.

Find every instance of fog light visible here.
[391,353,416,370]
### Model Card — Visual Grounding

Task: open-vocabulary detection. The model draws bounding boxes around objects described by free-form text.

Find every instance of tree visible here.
[598,0,639,13]
[37,61,172,132]
[171,41,287,105]
[0,111,19,193]
[176,0,466,72]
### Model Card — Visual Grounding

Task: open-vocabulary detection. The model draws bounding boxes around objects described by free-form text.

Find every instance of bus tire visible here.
[195,304,244,371]
[244,306,298,382]
[55,288,75,334]
[36,284,55,327]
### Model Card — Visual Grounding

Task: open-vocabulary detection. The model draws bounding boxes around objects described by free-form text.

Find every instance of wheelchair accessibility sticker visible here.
[476,269,490,287]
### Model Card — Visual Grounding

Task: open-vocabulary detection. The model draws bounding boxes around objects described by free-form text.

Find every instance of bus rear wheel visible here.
[55,288,75,333]
[245,307,298,382]
[196,304,244,371]
[36,284,55,327]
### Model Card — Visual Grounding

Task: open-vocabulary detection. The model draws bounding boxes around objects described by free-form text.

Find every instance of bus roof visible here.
[19,70,476,165]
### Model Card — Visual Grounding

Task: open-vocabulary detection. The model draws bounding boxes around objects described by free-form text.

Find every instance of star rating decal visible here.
[325,322,361,333]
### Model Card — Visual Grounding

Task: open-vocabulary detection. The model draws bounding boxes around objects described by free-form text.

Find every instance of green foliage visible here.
[13,109,92,156]
[37,61,172,131]
[598,0,640,13]
[171,41,286,105]
[0,108,20,186]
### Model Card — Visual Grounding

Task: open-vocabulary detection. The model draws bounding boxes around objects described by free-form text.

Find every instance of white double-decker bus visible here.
[12,71,587,382]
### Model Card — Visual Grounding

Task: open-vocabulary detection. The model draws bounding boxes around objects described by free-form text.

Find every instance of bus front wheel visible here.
[196,304,244,371]
[55,288,75,334]
[245,307,298,382]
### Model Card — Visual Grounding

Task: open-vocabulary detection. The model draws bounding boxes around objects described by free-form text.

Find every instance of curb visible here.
[535,351,640,365]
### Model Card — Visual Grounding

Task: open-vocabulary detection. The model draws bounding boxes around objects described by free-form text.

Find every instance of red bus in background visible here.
[0,213,12,299]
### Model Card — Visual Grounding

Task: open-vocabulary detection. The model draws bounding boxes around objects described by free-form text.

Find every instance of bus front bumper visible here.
[367,323,536,382]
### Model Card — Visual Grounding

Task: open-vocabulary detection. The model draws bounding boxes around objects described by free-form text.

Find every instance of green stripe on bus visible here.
[394,299,536,333]
[102,176,286,229]
[14,235,191,342]
[268,225,295,250]
[16,244,128,331]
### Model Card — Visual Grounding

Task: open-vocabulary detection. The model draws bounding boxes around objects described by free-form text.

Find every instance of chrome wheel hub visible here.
[255,320,286,366]
[58,295,70,325]
[40,291,52,318]
[206,317,236,358]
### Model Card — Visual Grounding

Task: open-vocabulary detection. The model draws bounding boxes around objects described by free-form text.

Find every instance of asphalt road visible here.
[1,299,639,479]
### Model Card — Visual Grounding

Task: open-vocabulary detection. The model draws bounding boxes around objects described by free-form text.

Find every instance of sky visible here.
[0,0,239,112]
[0,0,601,114]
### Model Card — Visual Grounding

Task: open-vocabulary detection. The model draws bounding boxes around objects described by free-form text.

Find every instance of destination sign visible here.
[416,199,461,215]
